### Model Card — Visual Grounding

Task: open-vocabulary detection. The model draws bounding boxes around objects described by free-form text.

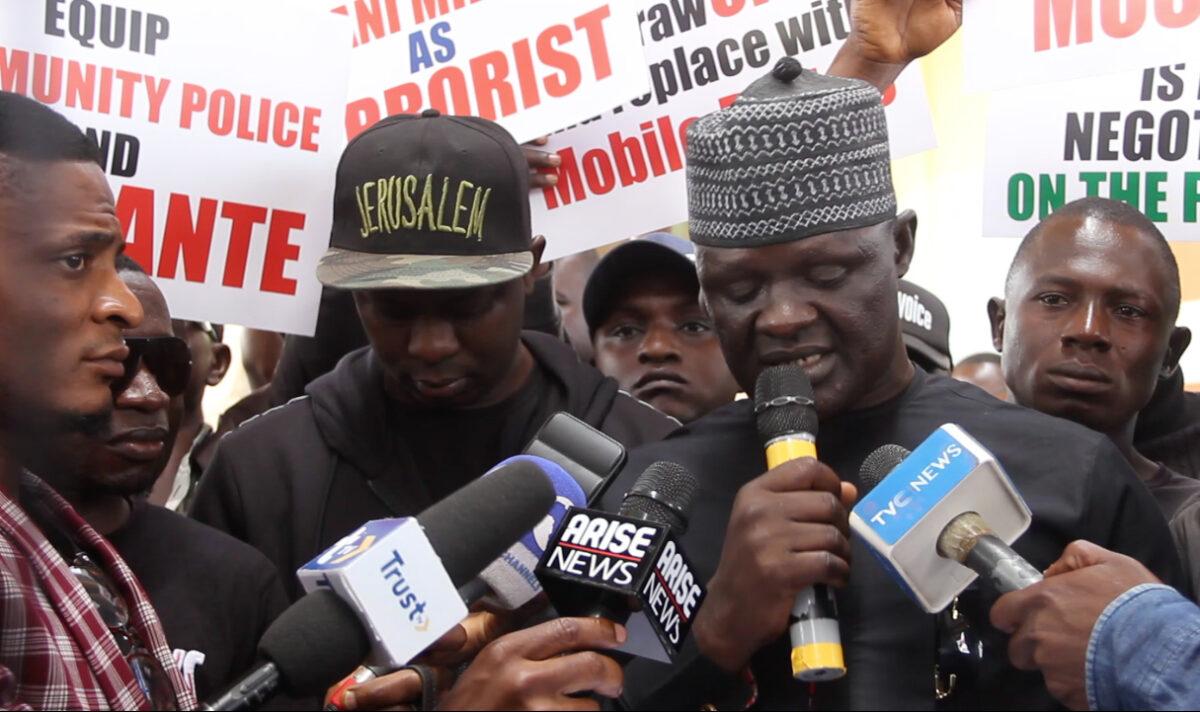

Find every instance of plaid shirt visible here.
[0,473,196,710]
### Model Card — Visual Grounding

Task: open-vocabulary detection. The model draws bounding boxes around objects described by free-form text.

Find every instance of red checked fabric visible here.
[0,473,195,710]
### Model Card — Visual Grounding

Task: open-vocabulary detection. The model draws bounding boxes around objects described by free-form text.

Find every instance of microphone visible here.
[203,589,370,710]
[851,425,1041,613]
[754,364,845,682]
[536,461,705,663]
[297,458,555,668]
[465,455,588,610]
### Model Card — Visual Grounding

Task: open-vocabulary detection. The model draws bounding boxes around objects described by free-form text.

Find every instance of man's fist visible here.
[693,458,856,672]
[989,540,1161,711]
[848,0,963,65]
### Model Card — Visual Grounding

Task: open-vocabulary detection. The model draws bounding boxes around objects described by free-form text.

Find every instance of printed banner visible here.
[338,0,650,143]
[982,60,1200,240]
[1,0,351,335]
[530,0,937,261]
[964,0,1200,92]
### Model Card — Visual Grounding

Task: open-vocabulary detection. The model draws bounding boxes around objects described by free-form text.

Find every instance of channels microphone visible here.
[463,455,587,610]
[851,426,1041,613]
[536,461,705,663]
[297,458,555,669]
[754,364,844,682]
[203,589,370,710]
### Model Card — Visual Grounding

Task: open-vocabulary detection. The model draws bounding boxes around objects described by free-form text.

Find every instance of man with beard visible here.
[600,53,1183,712]
[23,256,289,701]
[988,197,1200,598]
[0,90,192,709]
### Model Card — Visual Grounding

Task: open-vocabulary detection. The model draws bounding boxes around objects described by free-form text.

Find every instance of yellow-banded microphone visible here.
[754,364,846,682]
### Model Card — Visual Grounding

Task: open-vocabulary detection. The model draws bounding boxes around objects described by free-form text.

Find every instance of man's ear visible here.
[525,235,550,294]
[892,210,917,278]
[987,297,1006,353]
[1162,326,1192,378]
[208,342,232,387]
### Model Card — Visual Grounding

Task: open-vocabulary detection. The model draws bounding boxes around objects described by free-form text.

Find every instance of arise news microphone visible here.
[852,426,1041,613]
[754,364,845,682]
[203,588,370,710]
[536,461,705,663]
[297,458,555,669]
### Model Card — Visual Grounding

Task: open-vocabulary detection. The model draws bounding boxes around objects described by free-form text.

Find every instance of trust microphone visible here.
[536,461,705,663]
[754,364,845,682]
[297,458,555,670]
[203,589,370,710]
[851,426,1040,613]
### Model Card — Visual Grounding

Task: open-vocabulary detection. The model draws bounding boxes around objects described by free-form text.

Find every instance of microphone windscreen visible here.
[858,444,911,493]
[754,364,818,443]
[620,461,698,535]
[259,588,371,696]
[419,458,556,587]
[479,455,587,608]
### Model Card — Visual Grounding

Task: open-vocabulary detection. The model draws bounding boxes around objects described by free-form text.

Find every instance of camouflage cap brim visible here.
[316,248,534,290]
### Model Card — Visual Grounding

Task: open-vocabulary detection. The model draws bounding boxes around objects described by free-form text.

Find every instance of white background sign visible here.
[531,0,937,261]
[339,0,649,143]
[983,61,1200,240]
[2,0,351,335]
[964,0,1200,92]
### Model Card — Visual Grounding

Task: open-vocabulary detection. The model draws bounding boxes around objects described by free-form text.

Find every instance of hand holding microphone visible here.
[693,365,857,675]
[989,541,1162,711]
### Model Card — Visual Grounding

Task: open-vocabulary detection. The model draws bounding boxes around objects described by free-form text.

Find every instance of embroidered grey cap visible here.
[685,57,897,247]
[316,109,533,290]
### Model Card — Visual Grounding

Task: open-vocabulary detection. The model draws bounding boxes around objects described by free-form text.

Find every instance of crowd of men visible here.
[0,1,1198,710]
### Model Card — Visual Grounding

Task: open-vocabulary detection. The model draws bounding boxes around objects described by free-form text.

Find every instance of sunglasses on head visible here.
[115,337,192,398]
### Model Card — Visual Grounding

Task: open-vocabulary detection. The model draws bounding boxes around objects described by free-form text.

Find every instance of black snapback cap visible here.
[317,110,533,290]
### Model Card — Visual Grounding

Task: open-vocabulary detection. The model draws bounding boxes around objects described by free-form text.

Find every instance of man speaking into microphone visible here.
[601,5,1186,710]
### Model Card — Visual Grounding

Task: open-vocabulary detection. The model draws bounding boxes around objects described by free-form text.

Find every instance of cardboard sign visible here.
[338,0,650,143]
[530,0,937,261]
[982,61,1200,240]
[964,0,1200,92]
[1,0,350,335]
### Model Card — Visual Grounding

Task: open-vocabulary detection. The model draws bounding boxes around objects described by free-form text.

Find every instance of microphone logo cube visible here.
[297,518,467,668]
[850,424,1033,613]
[536,507,705,663]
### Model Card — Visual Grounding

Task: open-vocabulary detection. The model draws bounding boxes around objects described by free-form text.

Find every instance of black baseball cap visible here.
[898,279,952,373]
[317,110,533,290]
[583,233,698,335]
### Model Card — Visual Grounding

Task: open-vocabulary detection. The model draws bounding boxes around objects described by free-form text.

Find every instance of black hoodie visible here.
[1135,369,1200,479]
[191,331,677,599]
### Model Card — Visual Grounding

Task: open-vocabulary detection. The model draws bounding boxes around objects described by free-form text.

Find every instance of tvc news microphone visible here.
[852,427,1041,612]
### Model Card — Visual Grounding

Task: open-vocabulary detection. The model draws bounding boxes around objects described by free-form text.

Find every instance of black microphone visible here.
[202,589,370,711]
[536,461,705,662]
[754,364,844,682]
[523,411,628,504]
[858,443,1043,596]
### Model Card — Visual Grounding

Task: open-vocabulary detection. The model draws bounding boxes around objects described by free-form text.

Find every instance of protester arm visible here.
[826,0,962,92]
[1088,584,1200,710]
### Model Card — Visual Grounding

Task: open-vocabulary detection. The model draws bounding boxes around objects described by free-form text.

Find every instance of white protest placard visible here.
[1,0,351,336]
[963,0,1200,92]
[337,0,649,143]
[982,61,1200,240]
[531,0,937,261]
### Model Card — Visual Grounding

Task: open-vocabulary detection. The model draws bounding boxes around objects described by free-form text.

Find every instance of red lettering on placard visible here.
[263,210,305,295]
[115,185,307,295]
[574,5,614,80]
[159,194,219,283]
[221,202,270,288]
[1035,0,1199,50]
